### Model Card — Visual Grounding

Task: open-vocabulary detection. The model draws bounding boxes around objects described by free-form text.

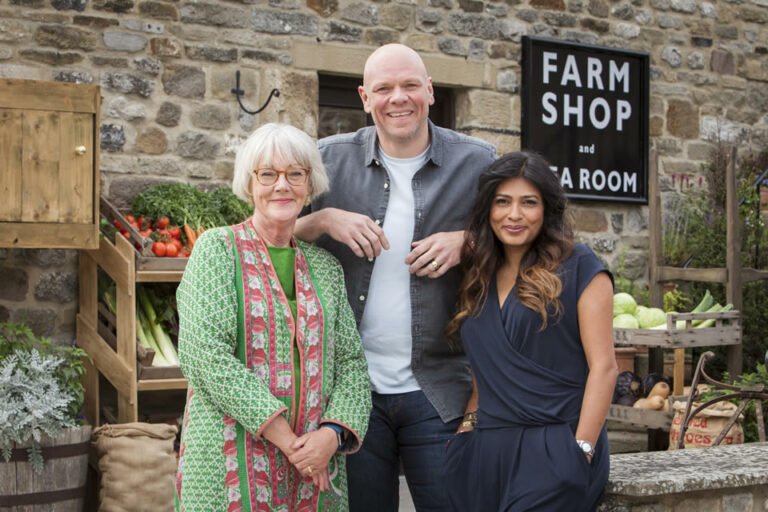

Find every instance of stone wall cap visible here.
[605,442,768,496]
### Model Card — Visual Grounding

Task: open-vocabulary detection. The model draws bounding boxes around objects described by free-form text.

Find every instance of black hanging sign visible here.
[522,36,650,203]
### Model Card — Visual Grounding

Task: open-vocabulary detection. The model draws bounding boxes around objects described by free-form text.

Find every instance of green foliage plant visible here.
[130,183,252,230]
[610,248,649,306]
[0,321,89,473]
[698,363,768,444]
[662,284,692,313]
[665,144,768,380]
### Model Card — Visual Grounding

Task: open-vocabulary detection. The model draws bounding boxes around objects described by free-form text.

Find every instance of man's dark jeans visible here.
[347,390,461,512]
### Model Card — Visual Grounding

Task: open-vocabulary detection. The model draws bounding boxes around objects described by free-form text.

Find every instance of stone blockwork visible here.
[0,249,79,344]
[0,0,767,344]
[599,442,768,511]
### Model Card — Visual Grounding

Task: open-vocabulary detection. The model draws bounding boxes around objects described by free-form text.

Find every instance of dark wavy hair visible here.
[446,151,574,337]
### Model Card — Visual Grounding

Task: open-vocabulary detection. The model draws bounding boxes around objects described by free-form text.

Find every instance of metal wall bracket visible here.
[231,70,280,115]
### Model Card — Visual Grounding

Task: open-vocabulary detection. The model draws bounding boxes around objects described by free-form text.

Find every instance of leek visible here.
[137,286,179,366]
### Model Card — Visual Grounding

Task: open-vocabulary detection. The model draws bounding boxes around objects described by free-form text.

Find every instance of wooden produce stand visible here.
[0,78,101,249]
[608,149,755,431]
[610,310,741,428]
[77,200,188,425]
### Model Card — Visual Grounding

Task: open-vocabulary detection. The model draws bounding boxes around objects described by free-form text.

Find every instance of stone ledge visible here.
[605,442,768,497]
[292,41,490,89]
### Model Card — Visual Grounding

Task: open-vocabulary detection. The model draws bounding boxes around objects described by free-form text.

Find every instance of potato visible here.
[648,381,670,400]
[632,395,665,410]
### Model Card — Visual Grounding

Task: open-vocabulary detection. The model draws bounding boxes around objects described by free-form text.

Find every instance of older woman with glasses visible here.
[175,123,372,512]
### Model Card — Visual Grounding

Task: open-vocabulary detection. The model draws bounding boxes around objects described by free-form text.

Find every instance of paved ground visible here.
[398,476,417,512]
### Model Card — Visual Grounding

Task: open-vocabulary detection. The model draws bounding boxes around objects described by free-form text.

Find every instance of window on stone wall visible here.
[318,74,455,139]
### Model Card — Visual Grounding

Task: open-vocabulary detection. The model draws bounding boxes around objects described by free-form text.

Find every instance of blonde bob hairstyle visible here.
[232,123,329,206]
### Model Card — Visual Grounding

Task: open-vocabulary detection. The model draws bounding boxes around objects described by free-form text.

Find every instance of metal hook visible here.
[231,70,280,115]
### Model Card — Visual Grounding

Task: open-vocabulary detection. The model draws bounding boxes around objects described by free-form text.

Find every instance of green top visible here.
[267,246,298,415]
[267,246,297,317]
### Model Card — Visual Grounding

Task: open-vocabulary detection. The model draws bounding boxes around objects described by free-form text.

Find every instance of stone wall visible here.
[599,442,768,511]
[1,0,767,343]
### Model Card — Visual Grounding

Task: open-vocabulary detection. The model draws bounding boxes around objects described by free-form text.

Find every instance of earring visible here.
[304,196,312,206]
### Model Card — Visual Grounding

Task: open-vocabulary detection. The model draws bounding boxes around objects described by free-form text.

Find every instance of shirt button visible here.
[359,295,366,302]
[384,182,389,189]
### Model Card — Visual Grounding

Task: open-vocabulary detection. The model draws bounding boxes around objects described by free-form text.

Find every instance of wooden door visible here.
[0,79,100,248]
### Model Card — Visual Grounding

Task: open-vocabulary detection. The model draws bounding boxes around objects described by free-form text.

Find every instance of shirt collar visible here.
[364,119,443,168]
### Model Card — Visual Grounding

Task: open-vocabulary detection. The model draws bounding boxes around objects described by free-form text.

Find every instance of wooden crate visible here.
[608,404,672,430]
[77,221,188,425]
[613,311,741,349]
[99,195,189,273]
[0,78,100,249]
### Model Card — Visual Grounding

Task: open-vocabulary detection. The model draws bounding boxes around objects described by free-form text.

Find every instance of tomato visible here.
[170,238,182,251]
[152,241,166,257]
[130,221,140,230]
[139,229,153,238]
[156,216,170,229]
[164,243,179,257]
[114,219,124,231]
[156,229,171,242]
[180,247,191,258]
[168,226,181,239]
[138,216,147,227]
[122,231,130,239]
[125,214,136,223]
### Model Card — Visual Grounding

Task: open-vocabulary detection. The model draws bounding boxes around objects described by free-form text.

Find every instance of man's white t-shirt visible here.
[358,148,429,394]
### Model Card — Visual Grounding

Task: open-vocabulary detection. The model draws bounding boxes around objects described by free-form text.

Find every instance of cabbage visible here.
[635,307,667,329]
[613,313,640,328]
[613,293,637,316]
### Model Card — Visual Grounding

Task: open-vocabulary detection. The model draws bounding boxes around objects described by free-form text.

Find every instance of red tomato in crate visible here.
[168,226,181,239]
[170,239,182,251]
[156,216,170,229]
[152,242,166,257]
[165,243,179,257]
[125,214,136,223]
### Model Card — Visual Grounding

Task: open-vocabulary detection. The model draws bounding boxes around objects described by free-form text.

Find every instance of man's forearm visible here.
[294,210,328,242]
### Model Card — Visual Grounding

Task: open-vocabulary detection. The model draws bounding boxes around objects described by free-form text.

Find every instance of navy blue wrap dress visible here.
[446,244,611,512]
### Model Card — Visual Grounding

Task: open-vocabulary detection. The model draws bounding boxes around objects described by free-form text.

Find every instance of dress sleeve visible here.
[574,245,614,299]
[320,260,372,454]
[176,229,287,435]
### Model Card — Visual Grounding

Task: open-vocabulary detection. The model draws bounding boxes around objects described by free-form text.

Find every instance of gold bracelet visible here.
[460,420,476,428]
[462,410,478,423]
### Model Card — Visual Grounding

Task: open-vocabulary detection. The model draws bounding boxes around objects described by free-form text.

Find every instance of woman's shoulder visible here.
[564,243,602,266]
[558,243,606,277]
[296,239,343,272]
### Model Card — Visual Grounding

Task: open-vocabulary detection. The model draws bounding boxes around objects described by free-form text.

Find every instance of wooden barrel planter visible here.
[0,425,91,511]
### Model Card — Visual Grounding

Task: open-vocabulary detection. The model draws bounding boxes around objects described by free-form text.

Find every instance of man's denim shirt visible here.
[311,121,497,422]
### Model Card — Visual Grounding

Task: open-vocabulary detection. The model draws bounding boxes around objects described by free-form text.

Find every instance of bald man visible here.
[296,44,496,511]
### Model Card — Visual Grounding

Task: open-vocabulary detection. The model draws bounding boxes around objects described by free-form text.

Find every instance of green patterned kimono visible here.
[175,221,371,512]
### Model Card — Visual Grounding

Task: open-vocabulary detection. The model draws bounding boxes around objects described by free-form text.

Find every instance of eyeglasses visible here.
[253,166,310,186]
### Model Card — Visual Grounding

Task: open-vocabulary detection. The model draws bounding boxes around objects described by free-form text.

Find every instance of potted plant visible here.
[0,320,92,509]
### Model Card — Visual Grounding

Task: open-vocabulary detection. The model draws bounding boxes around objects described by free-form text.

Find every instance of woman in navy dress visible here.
[445,151,618,512]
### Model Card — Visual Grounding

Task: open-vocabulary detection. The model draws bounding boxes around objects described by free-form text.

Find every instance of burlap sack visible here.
[669,400,744,450]
[92,422,178,511]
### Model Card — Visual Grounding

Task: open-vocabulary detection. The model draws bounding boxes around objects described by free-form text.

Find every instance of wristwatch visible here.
[321,423,345,450]
[576,439,595,458]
